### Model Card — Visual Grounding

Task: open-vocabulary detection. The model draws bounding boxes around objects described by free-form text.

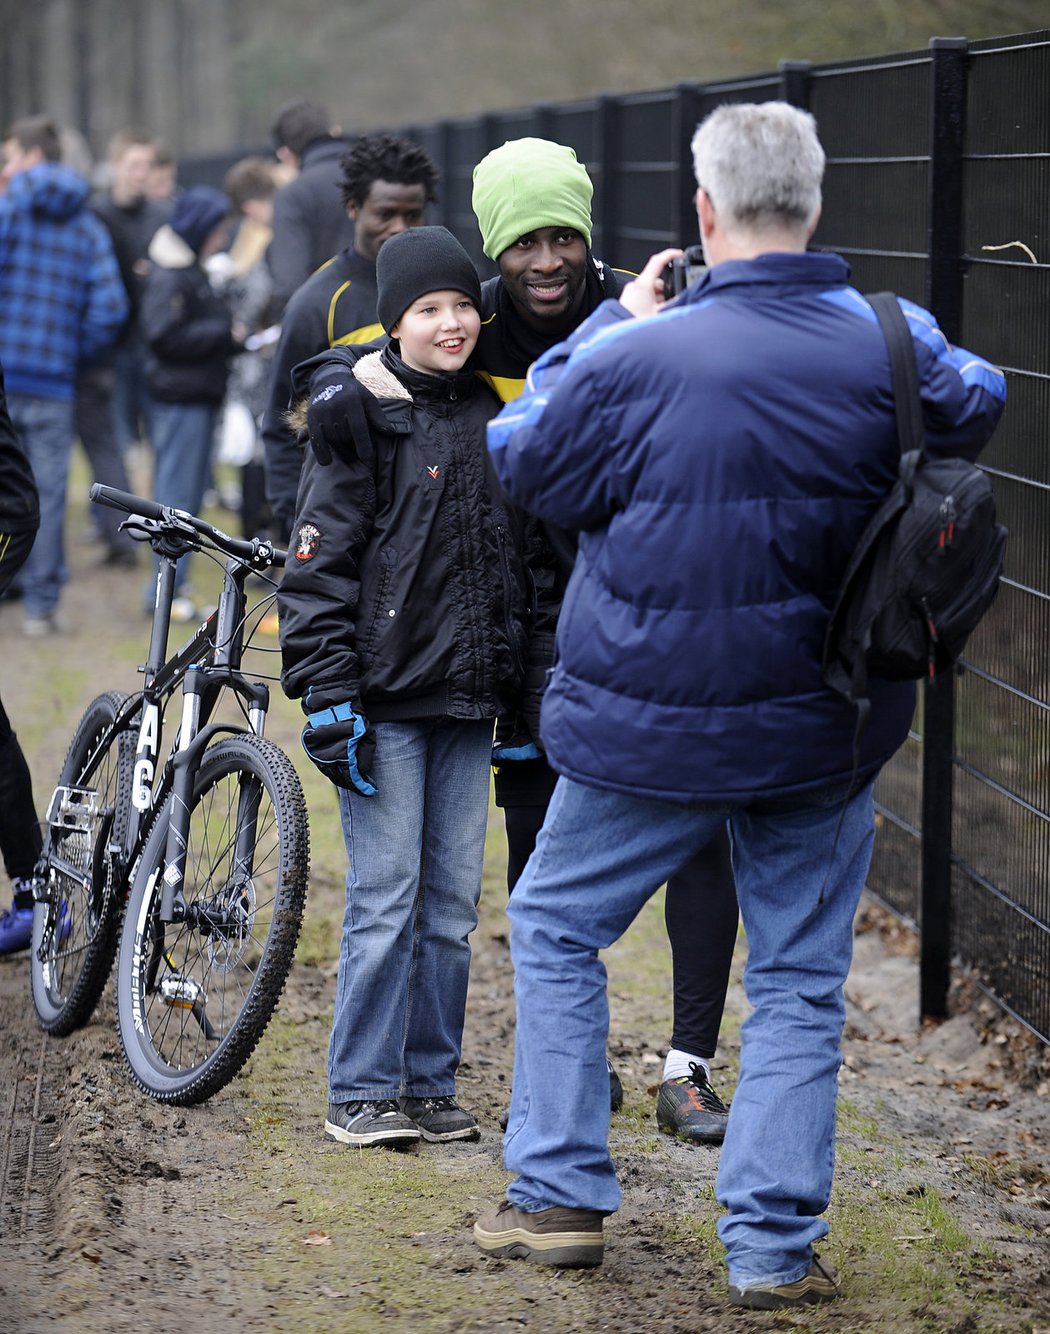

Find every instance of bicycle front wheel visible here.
[116,733,309,1104]
[32,691,135,1034]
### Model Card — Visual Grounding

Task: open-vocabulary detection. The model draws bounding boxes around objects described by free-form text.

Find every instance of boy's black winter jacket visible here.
[277,345,530,723]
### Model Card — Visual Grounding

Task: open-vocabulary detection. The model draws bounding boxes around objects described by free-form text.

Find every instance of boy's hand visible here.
[306,366,357,452]
[301,697,378,796]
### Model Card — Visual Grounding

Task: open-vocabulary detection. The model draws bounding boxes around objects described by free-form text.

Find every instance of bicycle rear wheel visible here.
[31,691,135,1034]
[116,733,309,1104]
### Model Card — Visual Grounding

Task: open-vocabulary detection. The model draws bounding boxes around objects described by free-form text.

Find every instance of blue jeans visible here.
[112,340,154,454]
[8,394,73,618]
[149,400,217,595]
[328,717,493,1102]
[503,775,875,1289]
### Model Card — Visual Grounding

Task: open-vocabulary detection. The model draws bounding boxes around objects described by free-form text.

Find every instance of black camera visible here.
[667,244,707,297]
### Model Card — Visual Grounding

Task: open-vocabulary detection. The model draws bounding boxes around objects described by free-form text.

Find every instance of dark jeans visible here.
[0,529,42,894]
[504,781,739,1062]
[75,365,137,555]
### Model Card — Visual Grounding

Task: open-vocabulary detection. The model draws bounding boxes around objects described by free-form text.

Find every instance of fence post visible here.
[672,82,703,246]
[597,94,619,261]
[920,35,969,1023]
[778,59,812,109]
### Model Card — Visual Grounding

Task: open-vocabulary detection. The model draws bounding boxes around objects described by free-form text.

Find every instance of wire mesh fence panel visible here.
[173,29,1050,1042]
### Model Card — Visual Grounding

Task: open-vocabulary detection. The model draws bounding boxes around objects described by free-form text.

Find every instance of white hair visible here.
[691,102,824,240]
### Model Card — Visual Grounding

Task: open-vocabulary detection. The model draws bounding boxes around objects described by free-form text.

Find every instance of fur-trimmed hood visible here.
[147,223,198,270]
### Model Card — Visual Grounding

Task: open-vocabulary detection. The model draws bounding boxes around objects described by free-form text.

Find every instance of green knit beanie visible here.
[472,138,593,261]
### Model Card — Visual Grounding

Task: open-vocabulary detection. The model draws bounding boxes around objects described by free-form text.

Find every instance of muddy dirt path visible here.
[0,494,1047,1333]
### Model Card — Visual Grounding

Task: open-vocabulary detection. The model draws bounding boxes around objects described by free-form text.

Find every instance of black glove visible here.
[304,365,360,465]
[300,691,378,796]
[303,362,385,468]
[520,631,556,745]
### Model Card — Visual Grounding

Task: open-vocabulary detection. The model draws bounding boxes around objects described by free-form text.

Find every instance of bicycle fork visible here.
[156,667,270,928]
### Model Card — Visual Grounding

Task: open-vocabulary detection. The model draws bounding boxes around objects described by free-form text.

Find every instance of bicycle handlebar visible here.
[90,484,287,568]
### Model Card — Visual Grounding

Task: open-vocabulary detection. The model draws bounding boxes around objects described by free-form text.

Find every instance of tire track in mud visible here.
[0,1026,62,1250]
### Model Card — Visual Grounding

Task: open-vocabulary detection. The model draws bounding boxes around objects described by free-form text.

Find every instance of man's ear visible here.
[346,199,360,223]
[696,187,716,238]
[806,202,823,242]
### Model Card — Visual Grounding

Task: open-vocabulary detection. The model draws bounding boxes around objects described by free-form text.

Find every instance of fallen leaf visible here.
[302,1231,332,1246]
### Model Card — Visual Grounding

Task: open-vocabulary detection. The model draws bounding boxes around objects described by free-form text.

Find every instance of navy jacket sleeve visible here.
[487,300,655,530]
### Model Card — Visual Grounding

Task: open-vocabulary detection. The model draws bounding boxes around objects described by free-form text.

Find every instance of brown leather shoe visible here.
[728,1256,841,1309]
[473,1199,605,1267]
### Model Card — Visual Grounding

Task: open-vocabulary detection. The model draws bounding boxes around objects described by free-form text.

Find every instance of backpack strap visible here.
[868,291,926,487]
[823,291,921,709]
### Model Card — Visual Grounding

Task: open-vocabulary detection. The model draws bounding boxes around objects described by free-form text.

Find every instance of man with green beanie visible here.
[473,137,738,1147]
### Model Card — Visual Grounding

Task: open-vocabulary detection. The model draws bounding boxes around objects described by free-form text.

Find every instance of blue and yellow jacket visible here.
[262,247,382,534]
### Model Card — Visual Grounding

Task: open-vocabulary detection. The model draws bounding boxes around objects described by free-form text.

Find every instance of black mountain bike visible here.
[30,485,310,1104]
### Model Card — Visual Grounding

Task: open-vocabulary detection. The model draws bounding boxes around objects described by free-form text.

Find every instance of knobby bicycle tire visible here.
[115,733,309,1104]
[31,691,136,1034]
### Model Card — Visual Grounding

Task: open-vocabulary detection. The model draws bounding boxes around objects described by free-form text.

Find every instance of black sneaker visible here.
[656,1062,729,1145]
[324,1099,421,1148]
[607,1057,624,1112]
[474,1199,604,1268]
[728,1256,841,1309]
[400,1095,480,1142]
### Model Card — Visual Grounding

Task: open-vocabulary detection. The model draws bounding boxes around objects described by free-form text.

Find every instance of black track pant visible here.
[0,529,43,899]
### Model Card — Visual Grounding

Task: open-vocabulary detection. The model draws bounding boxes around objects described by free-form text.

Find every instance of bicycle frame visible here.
[44,491,282,934]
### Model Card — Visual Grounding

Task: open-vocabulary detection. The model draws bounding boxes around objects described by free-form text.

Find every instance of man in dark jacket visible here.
[77,128,168,567]
[262,134,437,539]
[0,361,43,951]
[268,99,357,313]
[0,115,128,637]
[473,103,1006,1305]
[89,128,169,458]
[471,137,738,1145]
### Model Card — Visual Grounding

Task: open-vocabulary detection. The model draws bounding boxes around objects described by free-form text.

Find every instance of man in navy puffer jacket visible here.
[472,102,1006,1306]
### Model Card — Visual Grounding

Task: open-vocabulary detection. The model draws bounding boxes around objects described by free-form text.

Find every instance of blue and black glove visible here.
[491,736,543,763]
[301,692,378,796]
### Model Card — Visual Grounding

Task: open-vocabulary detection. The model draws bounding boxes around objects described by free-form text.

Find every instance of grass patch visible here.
[239,1011,602,1334]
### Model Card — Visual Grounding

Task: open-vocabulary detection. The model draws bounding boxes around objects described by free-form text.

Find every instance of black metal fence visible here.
[185,30,1050,1042]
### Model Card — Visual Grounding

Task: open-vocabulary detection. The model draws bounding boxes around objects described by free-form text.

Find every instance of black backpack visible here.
[822,292,1007,709]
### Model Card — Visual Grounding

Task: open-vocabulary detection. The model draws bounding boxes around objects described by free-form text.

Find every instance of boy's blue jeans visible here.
[328,717,493,1102]
[503,774,875,1290]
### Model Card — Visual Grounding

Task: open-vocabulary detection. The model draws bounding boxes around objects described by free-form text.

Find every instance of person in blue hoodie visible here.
[0,115,128,637]
[472,102,1006,1308]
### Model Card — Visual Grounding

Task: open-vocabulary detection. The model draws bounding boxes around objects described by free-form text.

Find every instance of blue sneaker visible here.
[0,904,33,953]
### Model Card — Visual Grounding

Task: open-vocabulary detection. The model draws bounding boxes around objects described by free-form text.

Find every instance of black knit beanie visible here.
[376,226,482,334]
[169,185,231,255]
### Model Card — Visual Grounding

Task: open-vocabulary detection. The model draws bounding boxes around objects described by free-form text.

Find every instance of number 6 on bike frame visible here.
[31,485,310,1104]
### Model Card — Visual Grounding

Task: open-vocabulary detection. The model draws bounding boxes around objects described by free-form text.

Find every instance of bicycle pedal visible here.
[159,972,203,1007]
[45,785,102,834]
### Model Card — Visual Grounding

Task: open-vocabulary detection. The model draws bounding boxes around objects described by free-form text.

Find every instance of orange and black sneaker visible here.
[656,1062,729,1145]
